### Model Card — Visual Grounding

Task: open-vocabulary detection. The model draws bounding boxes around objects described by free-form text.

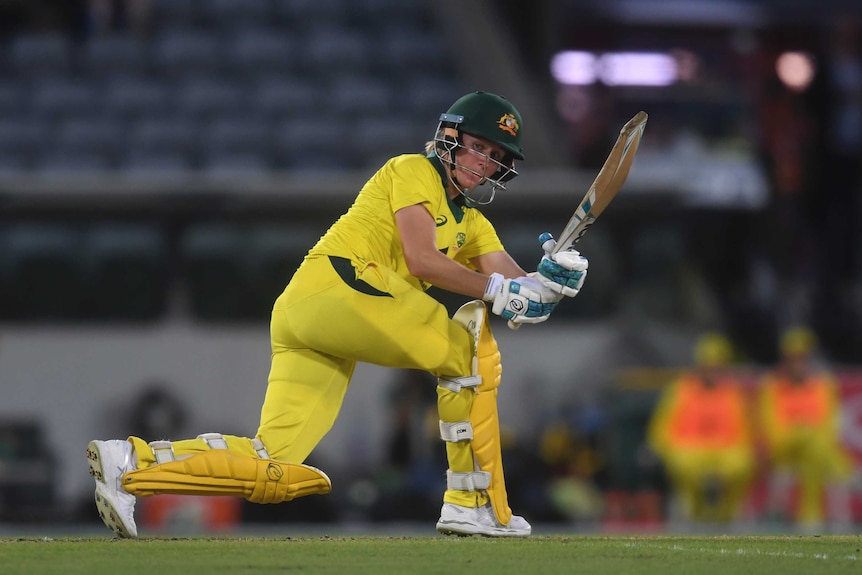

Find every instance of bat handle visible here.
[507,320,521,330]
[538,232,557,258]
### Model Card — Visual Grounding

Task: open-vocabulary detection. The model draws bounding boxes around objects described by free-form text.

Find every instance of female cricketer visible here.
[86,91,589,538]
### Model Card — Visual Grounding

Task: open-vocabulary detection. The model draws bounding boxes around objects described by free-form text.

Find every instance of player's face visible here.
[453,133,507,188]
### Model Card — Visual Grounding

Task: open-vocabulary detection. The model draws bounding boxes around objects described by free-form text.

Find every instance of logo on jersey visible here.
[456,232,466,248]
[435,215,448,227]
[498,113,519,136]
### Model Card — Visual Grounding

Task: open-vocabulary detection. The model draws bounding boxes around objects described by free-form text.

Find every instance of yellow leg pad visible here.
[471,387,510,525]
[452,300,511,526]
[437,386,475,474]
[121,450,331,504]
[438,383,488,508]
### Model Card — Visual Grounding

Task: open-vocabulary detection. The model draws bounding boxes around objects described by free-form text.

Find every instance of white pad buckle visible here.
[148,440,175,464]
[197,432,228,450]
[252,438,270,459]
[437,375,481,393]
[447,470,491,491]
[439,420,474,442]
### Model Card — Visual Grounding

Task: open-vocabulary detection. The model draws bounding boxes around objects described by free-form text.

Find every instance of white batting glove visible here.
[535,232,588,298]
[483,272,562,324]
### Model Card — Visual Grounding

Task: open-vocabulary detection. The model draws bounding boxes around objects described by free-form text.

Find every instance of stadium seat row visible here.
[0,222,323,322]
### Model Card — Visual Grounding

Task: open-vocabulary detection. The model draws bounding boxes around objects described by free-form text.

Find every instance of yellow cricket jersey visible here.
[308,153,505,291]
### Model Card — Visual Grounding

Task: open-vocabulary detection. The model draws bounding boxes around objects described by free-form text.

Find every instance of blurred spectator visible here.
[647,332,755,523]
[370,369,445,522]
[538,406,607,523]
[757,326,855,530]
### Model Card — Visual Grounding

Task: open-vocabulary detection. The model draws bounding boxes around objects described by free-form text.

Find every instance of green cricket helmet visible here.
[434,91,524,204]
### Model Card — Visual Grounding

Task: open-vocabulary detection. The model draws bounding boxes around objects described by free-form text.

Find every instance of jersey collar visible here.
[427,154,467,222]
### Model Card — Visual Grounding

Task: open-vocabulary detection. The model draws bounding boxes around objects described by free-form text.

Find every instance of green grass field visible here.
[1,535,860,575]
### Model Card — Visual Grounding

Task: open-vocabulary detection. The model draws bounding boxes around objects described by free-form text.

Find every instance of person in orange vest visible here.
[647,333,755,522]
[757,327,855,529]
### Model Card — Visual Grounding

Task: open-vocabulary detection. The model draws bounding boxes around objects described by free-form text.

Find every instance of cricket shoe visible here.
[436,502,531,537]
[86,439,138,538]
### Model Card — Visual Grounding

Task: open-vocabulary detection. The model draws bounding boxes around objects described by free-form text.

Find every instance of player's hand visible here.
[483,272,562,324]
[536,232,588,298]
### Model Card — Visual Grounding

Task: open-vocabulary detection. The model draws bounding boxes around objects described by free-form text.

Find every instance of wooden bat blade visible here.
[550,111,648,255]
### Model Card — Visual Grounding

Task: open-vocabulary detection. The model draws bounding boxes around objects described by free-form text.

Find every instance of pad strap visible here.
[149,440,175,464]
[447,470,491,491]
[439,420,473,442]
[252,438,270,459]
[438,375,482,393]
[197,432,229,450]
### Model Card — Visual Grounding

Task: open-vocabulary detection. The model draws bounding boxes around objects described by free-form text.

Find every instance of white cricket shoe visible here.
[436,502,532,537]
[86,439,138,538]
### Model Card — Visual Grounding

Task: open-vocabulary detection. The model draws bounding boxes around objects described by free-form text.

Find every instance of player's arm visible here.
[470,249,526,279]
[395,203,490,299]
[397,204,559,324]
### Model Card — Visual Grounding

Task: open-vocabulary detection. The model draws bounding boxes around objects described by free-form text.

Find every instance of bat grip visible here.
[540,233,557,258]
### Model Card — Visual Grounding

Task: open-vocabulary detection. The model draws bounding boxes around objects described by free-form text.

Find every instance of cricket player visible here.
[86,91,589,538]
[758,327,855,528]
[647,333,755,523]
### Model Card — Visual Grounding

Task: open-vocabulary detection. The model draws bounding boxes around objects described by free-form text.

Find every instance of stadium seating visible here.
[0,118,51,161]
[0,0,458,322]
[81,35,149,76]
[102,75,172,120]
[197,0,273,29]
[82,224,169,321]
[272,0,349,28]
[1,0,455,177]
[150,29,222,77]
[244,224,325,317]
[118,151,192,176]
[174,75,246,120]
[248,75,323,123]
[223,28,296,77]
[150,0,197,28]
[273,115,353,170]
[33,150,112,174]
[1,224,85,321]
[9,33,71,77]
[302,27,373,76]
[30,77,98,122]
[179,223,251,321]
[126,115,199,164]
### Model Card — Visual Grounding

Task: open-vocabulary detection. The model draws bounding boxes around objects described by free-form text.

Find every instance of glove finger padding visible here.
[484,273,559,323]
[537,250,588,298]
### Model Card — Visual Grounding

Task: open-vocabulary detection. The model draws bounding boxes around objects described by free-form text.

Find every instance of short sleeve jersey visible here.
[309,154,504,291]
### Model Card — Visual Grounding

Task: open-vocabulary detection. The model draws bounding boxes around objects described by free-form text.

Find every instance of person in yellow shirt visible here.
[648,333,755,522]
[85,91,590,538]
[758,327,855,529]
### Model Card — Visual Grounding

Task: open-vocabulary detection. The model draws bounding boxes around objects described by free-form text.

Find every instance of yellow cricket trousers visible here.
[129,254,473,471]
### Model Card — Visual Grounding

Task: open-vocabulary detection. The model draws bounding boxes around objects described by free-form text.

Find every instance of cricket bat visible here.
[547,110,648,257]
[507,111,647,330]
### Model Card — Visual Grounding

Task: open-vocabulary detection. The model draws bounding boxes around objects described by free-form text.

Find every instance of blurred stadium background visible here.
[0,0,861,534]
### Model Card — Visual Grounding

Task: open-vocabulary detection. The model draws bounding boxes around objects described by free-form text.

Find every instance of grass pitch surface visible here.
[1,534,860,575]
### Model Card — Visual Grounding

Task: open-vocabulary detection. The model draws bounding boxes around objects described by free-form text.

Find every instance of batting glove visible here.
[483,272,562,324]
[536,232,588,298]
